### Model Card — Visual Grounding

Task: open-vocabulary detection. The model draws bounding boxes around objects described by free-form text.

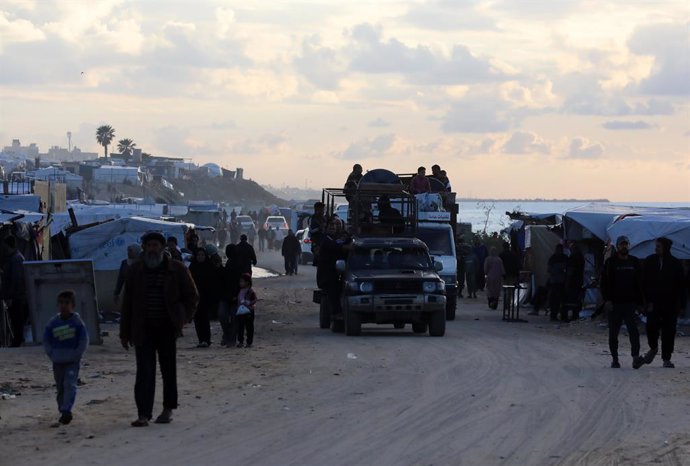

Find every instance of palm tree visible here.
[117,138,136,159]
[96,125,115,158]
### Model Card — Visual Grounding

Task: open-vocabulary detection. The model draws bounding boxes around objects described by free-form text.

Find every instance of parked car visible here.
[296,227,313,264]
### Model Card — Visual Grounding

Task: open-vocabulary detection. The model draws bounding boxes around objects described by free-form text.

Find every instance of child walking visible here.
[236,273,257,348]
[43,290,89,426]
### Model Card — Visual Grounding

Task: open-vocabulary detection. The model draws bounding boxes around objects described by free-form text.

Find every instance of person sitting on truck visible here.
[377,195,405,235]
[410,167,431,194]
[344,164,363,202]
[430,164,442,181]
[439,170,452,192]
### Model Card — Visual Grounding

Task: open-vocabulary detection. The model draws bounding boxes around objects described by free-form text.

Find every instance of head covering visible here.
[141,231,166,245]
[616,235,630,246]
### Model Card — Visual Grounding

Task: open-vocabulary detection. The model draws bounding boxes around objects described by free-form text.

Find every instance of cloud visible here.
[205,120,237,130]
[293,35,344,90]
[348,23,507,85]
[335,133,396,159]
[568,137,604,158]
[502,131,550,154]
[0,11,45,50]
[402,1,497,31]
[441,94,519,133]
[229,133,287,155]
[602,120,654,130]
[368,117,390,128]
[629,22,689,96]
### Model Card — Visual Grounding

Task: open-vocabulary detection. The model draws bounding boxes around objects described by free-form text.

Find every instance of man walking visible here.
[281,230,301,275]
[547,244,568,322]
[601,236,644,369]
[642,238,685,368]
[236,234,257,274]
[120,232,199,427]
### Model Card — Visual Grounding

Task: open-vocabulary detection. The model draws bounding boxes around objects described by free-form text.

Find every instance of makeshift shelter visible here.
[607,214,690,260]
[524,225,562,289]
[68,216,192,271]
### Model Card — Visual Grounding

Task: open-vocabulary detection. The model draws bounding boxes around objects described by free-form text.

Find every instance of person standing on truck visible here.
[641,237,685,368]
[601,236,644,369]
[344,164,363,202]
[410,167,431,194]
[309,202,327,265]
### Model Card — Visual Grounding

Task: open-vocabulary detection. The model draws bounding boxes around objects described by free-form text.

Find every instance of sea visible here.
[457,201,690,234]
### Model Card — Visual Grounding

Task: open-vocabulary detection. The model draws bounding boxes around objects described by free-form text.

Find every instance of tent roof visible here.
[607,214,690,259]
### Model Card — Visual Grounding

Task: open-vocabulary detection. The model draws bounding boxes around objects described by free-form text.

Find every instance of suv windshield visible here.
[349,246,433,271]
[416,229,452,256]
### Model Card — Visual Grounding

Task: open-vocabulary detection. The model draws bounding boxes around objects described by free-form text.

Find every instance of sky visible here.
[0,0,688,202]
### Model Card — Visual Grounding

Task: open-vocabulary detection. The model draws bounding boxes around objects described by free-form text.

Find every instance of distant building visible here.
[28,167,83,190]
[2,139,39,158]
[45,145,98,161]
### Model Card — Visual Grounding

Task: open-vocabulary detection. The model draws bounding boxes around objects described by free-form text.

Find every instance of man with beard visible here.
[120,232,199,427]
[641,238,685,368]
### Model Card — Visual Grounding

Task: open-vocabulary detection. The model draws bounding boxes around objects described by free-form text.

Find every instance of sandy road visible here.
[2,250,689,466]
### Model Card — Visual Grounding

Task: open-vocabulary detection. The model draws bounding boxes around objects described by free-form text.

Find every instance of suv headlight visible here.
[359,282,374,293]
[424,281,445,293]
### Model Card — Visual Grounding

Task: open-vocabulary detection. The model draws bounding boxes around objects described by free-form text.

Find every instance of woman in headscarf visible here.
[484,247,505,310]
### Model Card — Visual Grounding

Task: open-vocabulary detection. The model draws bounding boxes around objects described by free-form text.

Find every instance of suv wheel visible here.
[319,299,331,329]
[412,323,427,334]
[429,310,446,337]
[345,310,361,336]
[446,294,457,321]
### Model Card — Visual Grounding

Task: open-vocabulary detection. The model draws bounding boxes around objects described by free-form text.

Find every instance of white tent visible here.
[68,216,192,271]
[607,214,690,260]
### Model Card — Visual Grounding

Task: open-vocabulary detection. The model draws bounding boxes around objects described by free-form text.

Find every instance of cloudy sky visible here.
[0,0,688,201]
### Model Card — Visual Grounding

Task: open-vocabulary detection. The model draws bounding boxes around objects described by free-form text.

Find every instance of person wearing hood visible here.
[114,244,141,305]
[281,229,302,276]
[641,237,685,368]
[43,290,89,426]
[189,248,216,348]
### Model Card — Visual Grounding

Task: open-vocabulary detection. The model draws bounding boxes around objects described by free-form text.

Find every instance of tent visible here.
[51,204,168,235]
[0,194,41,212]
[525,225,562,288]
[607,214,690,260]
[68,216,192,271]
[564,203,690,241]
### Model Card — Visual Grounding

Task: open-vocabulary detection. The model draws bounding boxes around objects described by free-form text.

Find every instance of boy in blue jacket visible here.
[43,290,89,426]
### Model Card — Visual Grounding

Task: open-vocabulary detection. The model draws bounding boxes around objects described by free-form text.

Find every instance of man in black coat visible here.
[642,237,685,368]
[547,244,568,322]
[601,236,644,369]
[565,243,585,321]
[281,230,302,276]
[235,234,257,274]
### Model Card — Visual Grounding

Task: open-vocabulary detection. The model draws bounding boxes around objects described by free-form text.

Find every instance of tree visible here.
[96,125,115,158]
[117,138,136,160]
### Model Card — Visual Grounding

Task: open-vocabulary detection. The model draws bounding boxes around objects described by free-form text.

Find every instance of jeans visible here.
[134,324,178,419]
[236,312,255,345]
[218,301,237,345]
[53,361,80,414]
[646,304,678,361]
[608,303,640,360]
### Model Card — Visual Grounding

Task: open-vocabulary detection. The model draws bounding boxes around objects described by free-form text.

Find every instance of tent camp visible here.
[564,203,690,241]
[68,216,192,271]
[51,204,168,235]
[607,214,690,260]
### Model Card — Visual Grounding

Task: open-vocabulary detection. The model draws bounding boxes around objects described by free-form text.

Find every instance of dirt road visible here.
[2,250,689,465]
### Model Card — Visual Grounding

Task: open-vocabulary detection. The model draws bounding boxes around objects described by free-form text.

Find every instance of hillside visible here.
[88,174,286,207]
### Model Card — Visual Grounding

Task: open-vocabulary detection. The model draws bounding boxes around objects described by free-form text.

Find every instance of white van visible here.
[416,222,458,320]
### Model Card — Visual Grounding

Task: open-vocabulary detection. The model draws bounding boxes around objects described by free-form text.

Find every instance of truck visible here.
[314,169,450,336]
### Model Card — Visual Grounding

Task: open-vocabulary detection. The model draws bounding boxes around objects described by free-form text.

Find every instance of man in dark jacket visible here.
[601,236,644,369]
[1,236,27,347]
[642,237,685,368]
[236,234,257,274]
[120,232,199,427]
[499,242,520,286]
[547,244,568,322]
[281,230,302,275]
[317,220,351,321]
[565,243,585,321]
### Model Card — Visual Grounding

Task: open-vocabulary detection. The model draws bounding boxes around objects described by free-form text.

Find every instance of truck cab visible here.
[336,237,446,336]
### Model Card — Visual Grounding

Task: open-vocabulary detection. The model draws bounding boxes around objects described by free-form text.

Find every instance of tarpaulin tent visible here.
[68,216,192,271]
[0,194,41,212]
[51,204,168,235]
[607,214,690,260]
[564,203,690,241]
[525,225,562,288]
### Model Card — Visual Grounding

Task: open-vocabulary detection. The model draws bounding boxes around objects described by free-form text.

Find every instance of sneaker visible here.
[611,360,621,368]
[632,356,644,370]
[663,360,675,368]
[59,412,73,425]
[643,347,657,365]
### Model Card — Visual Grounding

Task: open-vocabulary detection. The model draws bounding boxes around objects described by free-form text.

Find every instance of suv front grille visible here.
[374,281,423,293]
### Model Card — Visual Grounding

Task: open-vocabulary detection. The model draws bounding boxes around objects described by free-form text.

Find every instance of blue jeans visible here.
[53,361,80,414]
